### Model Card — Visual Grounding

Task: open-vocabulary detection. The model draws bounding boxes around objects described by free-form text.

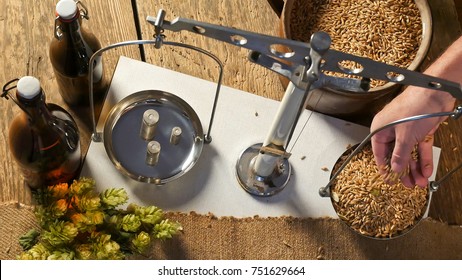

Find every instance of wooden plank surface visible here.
[0,0,141,204]
[425,0,462,224]
[135,0,462,224]
[136,0,285,101]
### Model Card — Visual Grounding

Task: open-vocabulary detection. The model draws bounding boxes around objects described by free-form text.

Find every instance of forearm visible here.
[418,36,462,107]
[425,35,462,83]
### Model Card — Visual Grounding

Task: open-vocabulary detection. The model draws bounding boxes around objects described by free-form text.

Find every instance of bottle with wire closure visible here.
[3,76,82,189]
[49,0,106,106]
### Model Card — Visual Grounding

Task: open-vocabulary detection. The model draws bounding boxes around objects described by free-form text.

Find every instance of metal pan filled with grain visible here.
[319,107,462,239]
[329,143,430,239]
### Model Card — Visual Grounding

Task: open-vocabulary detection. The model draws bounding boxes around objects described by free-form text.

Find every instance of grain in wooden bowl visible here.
[287,0,427,87]
[279,0,432,121]
[330,144,429,239]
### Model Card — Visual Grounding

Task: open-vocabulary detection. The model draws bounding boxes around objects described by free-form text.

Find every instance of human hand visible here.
[370,86,455,187]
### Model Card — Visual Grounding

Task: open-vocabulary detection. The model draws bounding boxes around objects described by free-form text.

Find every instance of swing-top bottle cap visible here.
[56,0,78,20]
[17,76,41,99]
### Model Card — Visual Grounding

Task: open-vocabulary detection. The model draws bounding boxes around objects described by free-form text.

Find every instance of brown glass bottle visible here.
[7,76,82,189]
[49,0,106,106]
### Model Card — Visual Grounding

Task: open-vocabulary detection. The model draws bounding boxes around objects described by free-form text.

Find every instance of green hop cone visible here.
[75,243,94,260]
[100,188,128,209]
[120,214,141,232]
[47,249,75,260]
[71,213,88,231]
[71,211,104,232]
[50,198,69,218]
[18,243,50,260]
[92,233,124,260]
[34,205,52,227]
[69,177,95,196]
[154,219,183,241]
[42,221,78,247]
[131,231,151,253]
[126,203,139,213]
[75,193,101,212]
[135,205,163,225]
[107,214,121,226]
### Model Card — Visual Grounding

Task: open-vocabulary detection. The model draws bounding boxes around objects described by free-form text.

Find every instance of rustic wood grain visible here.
[425,1,462,225]
[454,0,462,29]
[135,0,285,101]
[0,0,140,205]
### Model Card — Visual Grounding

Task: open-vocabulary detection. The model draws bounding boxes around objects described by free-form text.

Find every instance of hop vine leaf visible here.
[19,229,40,250]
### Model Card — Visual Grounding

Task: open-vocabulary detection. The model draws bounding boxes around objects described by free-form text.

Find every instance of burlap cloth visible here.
[1,201,461,260]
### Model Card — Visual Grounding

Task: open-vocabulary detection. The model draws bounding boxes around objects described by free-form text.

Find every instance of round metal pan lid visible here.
[103,90,204,184]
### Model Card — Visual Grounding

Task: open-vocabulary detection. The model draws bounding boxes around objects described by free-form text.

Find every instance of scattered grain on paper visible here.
[316,246,325,260]
[282,240,292,248]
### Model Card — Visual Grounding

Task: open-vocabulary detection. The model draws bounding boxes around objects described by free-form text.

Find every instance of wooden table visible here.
[1,0,462,224]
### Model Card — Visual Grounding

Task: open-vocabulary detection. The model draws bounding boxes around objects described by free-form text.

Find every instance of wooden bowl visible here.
[274,0,432,124]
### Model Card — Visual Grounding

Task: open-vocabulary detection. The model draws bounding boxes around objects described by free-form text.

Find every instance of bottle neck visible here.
[17,91,53,124]
[57,13,83,34]
[56,13,92,71]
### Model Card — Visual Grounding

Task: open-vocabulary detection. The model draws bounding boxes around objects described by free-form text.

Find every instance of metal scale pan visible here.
[88,11,223,185]
[102,90,204,184]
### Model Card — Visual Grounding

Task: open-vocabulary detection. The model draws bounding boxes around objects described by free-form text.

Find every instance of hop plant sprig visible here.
[18,177,182,260]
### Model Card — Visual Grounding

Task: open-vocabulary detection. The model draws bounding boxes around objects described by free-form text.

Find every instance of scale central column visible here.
[235,32,332,196]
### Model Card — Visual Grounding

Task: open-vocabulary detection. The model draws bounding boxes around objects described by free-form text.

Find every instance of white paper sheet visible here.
[81,56,440,218]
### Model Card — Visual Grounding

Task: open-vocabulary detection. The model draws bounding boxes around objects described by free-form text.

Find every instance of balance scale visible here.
[80,10,462,219]
[80,56,440,218]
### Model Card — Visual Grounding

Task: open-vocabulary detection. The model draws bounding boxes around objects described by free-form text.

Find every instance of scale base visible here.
[236,143,291,197]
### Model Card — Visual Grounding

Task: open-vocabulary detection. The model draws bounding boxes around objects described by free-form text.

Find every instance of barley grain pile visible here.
[331,144,428,238]
[289,0,422,88]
